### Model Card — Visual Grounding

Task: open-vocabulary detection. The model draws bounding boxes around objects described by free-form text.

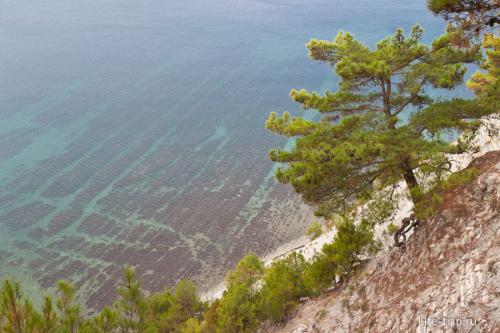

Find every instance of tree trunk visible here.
[400,158,418,192]
[393,158,421,247]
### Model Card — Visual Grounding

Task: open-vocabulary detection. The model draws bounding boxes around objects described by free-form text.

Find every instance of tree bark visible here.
[394,214,420,247]
[400,158,418,191]
[394,159,421,246]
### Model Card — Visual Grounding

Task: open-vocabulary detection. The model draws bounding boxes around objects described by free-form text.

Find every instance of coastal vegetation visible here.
[428,0,499,34]
[265,24,494,219]
[1,1,498,332]
[428,0,499,110]
[305,221,323,240]
[0,218,377,332]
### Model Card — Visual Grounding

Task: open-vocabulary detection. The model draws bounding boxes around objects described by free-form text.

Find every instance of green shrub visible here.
[306,221,323,240]
[201,299,220,333]
[386,222,398,235]
[225,253,264,288]
[179,318,203,333]
[213,254,265,333]
[115,267,146,332]
[304,244,341,295]
[305,219,379,293]
[144,288,175,326]
[83,306,119,333]
[161,280,206,332]
[259,253,311,322]
[215,283,261,333]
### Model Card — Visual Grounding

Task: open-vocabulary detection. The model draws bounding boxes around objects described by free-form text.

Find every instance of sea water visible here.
[0,0,451,309]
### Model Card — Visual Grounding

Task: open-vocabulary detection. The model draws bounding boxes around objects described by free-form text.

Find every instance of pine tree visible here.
[40,296,57,333]
[427,0,499,34]
[162,280,205,332]
[259,253,311,322]
[266,26,494,217]
[428,1,500,109]
[467,33,500,108]
[304,219,377,293]
[115,267,145,333]
[214,254,264,333]
[0,280,26,333]
[55,281,82,333]
[84,306,119,333]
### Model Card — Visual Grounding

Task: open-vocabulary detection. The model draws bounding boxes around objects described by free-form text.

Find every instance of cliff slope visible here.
[268,151,500,333]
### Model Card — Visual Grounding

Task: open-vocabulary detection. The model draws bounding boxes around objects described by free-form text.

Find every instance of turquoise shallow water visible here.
[0,0,451,309]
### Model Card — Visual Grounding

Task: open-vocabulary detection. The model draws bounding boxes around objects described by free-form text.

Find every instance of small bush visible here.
[201,299,219,333]
[161,280,205,331]
[306,221,323,240]
[304,253,338,294]
[259,253,312,322]
[212,254,265,333]
[386,222,398,235]
[179,318,203,333]
[226,253,264,288]
[304,219,379,293]
[215,283,260,333]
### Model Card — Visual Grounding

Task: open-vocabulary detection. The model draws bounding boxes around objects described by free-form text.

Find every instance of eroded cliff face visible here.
[268,151,500,333]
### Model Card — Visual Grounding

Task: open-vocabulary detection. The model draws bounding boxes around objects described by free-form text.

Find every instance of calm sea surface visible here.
[0,0,448,309]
